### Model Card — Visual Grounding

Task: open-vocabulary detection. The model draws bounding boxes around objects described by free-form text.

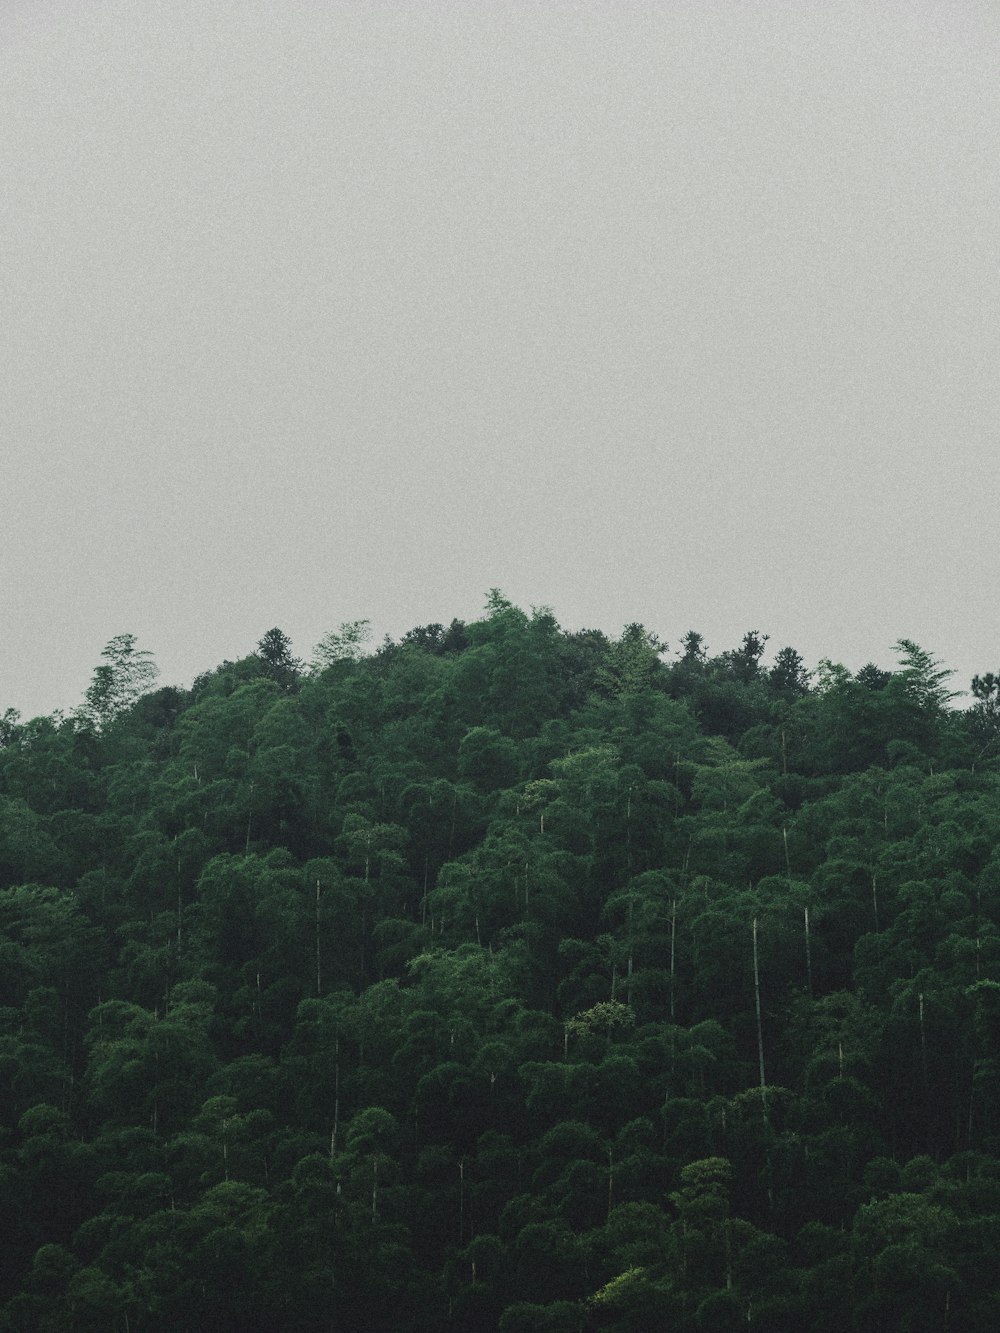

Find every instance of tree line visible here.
[2,595,1000,1330]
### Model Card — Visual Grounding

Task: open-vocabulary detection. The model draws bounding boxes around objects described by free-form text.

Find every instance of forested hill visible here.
[4,597,1000,1332]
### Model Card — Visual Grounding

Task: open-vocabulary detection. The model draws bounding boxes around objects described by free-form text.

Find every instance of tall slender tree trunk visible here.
[626,900,634,1006]
[625,785,633,873]
[315,880,322,996]
[753,918,768,1118]
[670,899,677,1022]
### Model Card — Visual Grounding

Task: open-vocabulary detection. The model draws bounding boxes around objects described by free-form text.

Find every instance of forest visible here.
[2,594,1000,1331]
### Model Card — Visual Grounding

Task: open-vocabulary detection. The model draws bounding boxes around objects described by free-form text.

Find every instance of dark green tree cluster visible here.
[2,603,1000,1330]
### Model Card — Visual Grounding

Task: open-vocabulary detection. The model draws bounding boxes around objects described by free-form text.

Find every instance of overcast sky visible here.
[3,0,998,719]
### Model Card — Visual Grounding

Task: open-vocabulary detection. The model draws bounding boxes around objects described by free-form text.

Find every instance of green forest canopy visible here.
[2,596,1000,1331]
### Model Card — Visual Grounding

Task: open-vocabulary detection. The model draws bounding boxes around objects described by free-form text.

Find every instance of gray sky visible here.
[3,0,999,718]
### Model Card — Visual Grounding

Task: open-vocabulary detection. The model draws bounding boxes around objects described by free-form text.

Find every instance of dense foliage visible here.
[2,598,1000,1330]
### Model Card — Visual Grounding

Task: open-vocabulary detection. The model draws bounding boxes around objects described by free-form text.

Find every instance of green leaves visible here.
[893,639,960,712]
[78,634,158,730]
[595,624,667,698]
[10,597,1000,1329]
[565,1001,635,1041]
[312,619,372,669]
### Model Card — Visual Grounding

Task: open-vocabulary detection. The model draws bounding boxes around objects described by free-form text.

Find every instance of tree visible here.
[669,1157,736,1291]
[893,640,959,713]
[680,631,708,666]
[400,620,469,655]
[83,988,217,1134]
[769,647,809,697]
[77,633,158,729]
[0,707,20,747]
[967,673,1000,766]
[254,628,302,690]
[596,624,667,698]
[970,672,1000,714]
[312,620,372,668]
[724,631,769,684]
[856,663,892,692]
[458,727,520,792]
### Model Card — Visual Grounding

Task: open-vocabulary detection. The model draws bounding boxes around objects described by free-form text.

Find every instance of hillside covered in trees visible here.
[3,595,1000,1331]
